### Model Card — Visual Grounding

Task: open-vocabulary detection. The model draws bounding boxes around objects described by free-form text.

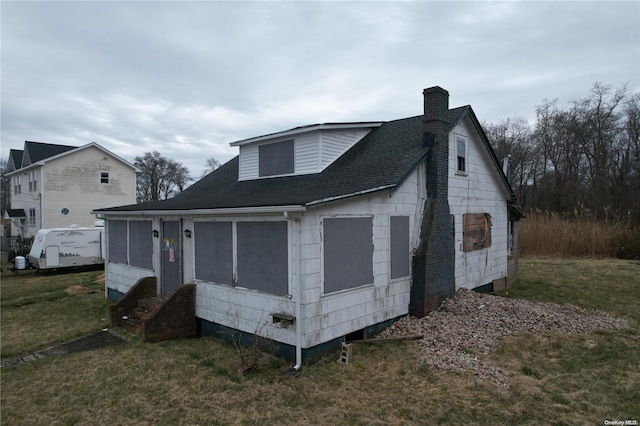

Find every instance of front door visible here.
[161,220,181,295]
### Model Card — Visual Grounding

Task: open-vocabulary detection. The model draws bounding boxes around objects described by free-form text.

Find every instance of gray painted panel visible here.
[323,217,374,293]
[390,216,410,279]
[108,220,127,264]
[259,140,294,176]
[237,221,288,295]
[129,220,153,269]
[194,222,233,284]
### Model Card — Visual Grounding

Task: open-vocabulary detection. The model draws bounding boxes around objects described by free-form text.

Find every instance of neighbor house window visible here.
[259,140,294,177]
[28,208,36,227]
[323,217,374,293]
[194,221,233,285]
[462,213,492,252]
[13,176,21,194]
[456,136,466,173]
[100,172,110,184]
[29,171,37,192]
[390,216,410,279]
[236,221,289,295]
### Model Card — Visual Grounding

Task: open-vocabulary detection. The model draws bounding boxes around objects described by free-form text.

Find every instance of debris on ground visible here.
[376,288,630,387]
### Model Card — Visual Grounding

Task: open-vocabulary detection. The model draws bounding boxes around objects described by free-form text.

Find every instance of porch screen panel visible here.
[107,220,127,264]
[323,217,374,293]
[194,221,233,284]
[390,216,410,279]
[129,220,153,269]
[236,221,288,295]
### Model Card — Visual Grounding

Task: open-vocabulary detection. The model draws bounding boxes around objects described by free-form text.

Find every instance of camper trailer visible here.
[28,222,105,270]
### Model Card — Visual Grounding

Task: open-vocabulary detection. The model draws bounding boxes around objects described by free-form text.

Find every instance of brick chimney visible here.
[409,86,455,317]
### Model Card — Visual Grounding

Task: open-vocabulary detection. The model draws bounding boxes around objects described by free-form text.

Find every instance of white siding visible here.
[448,116,510,290]
[300,169,421,347]
[237,145,259,180]
[237,128,372,180]
[319,129,371,171]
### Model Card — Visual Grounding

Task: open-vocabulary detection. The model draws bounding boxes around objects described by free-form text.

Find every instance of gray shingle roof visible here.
[98,106,495,213]
[23,141,77,164]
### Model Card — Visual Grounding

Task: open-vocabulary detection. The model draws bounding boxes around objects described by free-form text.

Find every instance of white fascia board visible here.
[229,122,384,147]
[92,205,307,217]
[305,185,395,207]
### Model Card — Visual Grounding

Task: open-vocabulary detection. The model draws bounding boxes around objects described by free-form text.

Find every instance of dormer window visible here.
[259,140,294,177]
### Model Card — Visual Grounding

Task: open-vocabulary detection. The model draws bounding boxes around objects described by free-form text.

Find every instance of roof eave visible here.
[92,204,307,217]
[230,122,384,147]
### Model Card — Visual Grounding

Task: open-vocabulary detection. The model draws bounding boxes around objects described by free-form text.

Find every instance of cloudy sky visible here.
[2,1,638,178]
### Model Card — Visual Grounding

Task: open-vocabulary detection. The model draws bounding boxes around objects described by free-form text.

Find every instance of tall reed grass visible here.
[520,210,640,259]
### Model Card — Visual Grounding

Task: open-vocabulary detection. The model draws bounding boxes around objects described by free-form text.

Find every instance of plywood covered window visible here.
[129,220,153,269]
[323,217,374,293]
[259,140,294,177]
[108,220,128,264]
[462,213,492,252]
[194,221,233,285]
[237,221,288,295]
[390,216,410,279]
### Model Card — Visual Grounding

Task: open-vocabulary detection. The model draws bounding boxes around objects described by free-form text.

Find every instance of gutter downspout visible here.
[284,211,303,370]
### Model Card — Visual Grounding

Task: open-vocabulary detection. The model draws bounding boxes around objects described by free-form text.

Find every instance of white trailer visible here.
[28,223,105,269]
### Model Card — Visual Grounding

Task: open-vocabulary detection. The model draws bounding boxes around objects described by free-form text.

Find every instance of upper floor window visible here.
[29,170,37,192]
[456,137,467,173]
[259,140,294,177]
[100,172,110,184]
[13,176,21,194]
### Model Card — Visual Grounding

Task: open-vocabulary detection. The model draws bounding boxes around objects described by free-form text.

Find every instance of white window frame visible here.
[100,171,110,184]
[455,134,467,175]
[28,208,36,227]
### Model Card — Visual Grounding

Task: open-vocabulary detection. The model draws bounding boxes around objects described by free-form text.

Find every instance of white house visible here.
[5,141,139,238]
[95,86,521,365]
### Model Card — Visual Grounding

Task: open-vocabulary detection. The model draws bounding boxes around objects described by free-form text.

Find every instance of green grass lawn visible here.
[1,259,639,425]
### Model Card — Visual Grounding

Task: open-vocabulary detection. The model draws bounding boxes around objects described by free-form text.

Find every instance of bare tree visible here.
[134,151,192,203]
[201,157,221,178]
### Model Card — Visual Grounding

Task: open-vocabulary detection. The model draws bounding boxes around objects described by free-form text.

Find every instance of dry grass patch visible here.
[1,258,639,424]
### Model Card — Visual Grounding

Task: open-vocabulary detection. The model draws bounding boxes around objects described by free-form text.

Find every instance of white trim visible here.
[230,122,384,147]
[94,205,307,217]
[305,185,395,207]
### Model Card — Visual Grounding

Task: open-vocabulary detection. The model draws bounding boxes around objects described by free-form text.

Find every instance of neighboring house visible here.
[6,141,139,238]
[95,86,522,365]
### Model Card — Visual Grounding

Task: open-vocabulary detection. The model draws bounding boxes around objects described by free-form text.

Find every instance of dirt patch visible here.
[1,330,129,368]
[64,285,95,295]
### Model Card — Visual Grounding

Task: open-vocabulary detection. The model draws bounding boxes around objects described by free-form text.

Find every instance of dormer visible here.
[230,122,383,181]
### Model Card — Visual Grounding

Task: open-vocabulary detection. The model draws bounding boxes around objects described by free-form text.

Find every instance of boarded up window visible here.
[259,140,294,176]
[237,221,288,295]
[129,220,152,269]
[463,213,492,252]
[194,221,233,284]
[108,220,128,264]
[323,217,374,293]
[390,216,410,279]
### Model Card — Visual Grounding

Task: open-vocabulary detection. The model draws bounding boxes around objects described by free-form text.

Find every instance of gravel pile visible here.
[376,288,630,387]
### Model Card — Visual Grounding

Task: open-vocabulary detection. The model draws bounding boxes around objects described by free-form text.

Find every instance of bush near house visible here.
[1,258,638,424]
